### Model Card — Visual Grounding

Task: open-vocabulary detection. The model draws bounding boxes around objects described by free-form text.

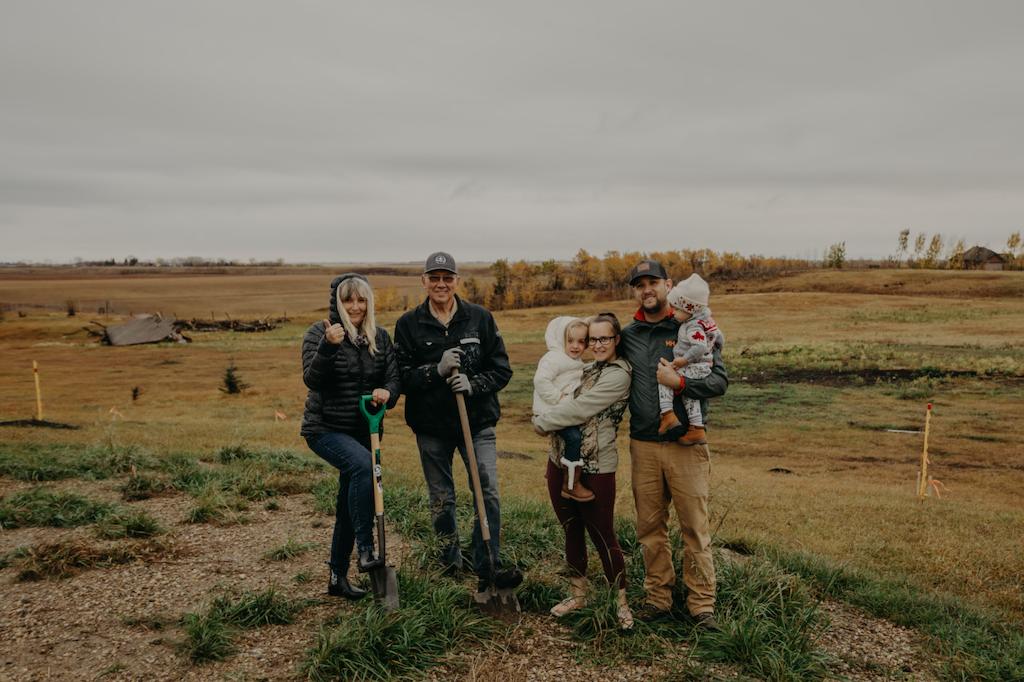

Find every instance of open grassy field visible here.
[1,267,1022,680]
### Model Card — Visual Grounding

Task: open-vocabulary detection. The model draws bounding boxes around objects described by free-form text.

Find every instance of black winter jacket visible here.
[394,295,512,437]
[620,309,728,442]
[300,275,401,439]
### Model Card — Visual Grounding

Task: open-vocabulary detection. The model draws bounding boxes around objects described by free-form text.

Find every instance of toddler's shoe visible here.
[657,411,682,435]
[678,425,707,446]
[560,471,595,502]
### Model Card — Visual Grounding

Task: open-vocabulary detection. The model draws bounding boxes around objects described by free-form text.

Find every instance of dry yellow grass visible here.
[1,267,1022,620]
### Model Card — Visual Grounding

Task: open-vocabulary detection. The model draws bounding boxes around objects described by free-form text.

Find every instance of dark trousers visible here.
[305,432,375,574]
[416,427,501,577]
[545,459,626,588]
[557,425,582,463]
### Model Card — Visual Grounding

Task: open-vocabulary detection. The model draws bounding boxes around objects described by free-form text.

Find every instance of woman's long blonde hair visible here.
[336,276,378,355]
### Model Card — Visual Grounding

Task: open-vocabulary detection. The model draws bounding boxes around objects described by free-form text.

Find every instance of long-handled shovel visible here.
[358,395,400,611]
[450,372,521,614]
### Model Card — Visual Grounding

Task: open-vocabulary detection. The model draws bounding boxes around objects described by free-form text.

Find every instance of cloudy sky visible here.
[2,1,1022,263]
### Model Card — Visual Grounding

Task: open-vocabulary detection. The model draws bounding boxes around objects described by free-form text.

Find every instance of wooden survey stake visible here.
[33,360,43,421]
[916,402,933,500]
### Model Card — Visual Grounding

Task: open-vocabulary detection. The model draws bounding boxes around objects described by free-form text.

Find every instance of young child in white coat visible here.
[533,316,593,502]
[658,274,725,446]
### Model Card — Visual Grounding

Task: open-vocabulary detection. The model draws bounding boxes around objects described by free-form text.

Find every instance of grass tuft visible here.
[263,538,317,562]
[120,474,172,501]
[14,539,163,580]
[0,487,116,529]
[181,587,308,664]
[303,571,496,681]
[697,557,831,681]
[95,510,164,539]
[180,612,235,663]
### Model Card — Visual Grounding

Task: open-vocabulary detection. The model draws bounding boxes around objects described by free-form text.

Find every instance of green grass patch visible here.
[697,558,832,681]
[263,538,317,562]
[0,443,155,482]
[0,487,117,529]
[95,510,164,539]
[181,587,310,664]
[758,545,1024,681]
[120,474,173,501]
[303,571,497,681]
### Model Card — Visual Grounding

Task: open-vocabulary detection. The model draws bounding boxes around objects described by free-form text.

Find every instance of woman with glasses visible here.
[532,312,634,629]
[300,273,401,600]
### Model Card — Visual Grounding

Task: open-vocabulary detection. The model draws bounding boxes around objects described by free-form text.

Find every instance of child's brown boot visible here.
[658,411,682,435]
[559,457,595,501]
[678,425,707,446]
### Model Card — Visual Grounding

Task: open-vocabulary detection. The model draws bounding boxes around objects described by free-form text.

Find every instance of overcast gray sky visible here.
[2,1,1022,263]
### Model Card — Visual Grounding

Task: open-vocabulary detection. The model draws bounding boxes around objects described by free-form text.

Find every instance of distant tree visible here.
[490,259,511,297]
[947,239,966,269]
[462,276,482,302]
[825,242,847,269]
[571,249,601,289]
[923,234,944,268]
[1008,231,1022,268]
[538,260,565,291]
[896,229,910,267]
[220,361,250,394]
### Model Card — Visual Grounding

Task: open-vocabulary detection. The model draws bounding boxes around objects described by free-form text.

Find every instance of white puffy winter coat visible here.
[532,316,585,416]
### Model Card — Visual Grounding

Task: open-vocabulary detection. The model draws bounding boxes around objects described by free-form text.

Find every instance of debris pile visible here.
[85,315,288,346]
[176,316,287,332]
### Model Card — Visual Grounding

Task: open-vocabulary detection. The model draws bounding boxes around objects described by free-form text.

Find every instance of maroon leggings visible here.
[545,459,627,588]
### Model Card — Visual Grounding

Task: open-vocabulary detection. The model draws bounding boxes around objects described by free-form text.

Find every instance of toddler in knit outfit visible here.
[533,316,593,502]
[658,274,725,446]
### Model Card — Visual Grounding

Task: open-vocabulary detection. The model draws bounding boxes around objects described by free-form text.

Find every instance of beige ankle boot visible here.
[617,589,634,630]
[550,576,589,617]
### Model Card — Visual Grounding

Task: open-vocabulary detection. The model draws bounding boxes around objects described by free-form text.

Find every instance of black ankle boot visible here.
[328,571,367,600]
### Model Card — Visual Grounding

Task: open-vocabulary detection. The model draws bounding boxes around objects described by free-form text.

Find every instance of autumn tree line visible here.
[462,249,812,311]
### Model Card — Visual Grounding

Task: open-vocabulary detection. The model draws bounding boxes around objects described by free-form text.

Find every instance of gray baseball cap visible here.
[424,251,458,274]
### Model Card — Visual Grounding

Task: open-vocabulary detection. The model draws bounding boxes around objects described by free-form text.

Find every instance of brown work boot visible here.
[658,411,682,435]
[678,425,707,446]
[561,470,595,502]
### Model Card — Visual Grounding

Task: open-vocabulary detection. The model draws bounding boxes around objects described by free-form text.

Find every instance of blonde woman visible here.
[301,273,400,599]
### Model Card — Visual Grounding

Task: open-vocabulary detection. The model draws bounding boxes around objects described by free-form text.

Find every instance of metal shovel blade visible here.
[370,564,400,612]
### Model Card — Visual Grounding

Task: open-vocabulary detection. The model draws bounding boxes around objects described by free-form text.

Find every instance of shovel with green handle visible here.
[359,395,400,611]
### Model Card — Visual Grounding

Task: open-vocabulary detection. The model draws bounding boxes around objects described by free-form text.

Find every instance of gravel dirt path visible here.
[1,481,939,681]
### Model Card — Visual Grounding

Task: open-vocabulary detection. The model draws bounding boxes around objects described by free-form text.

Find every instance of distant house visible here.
[960,246,1005,271]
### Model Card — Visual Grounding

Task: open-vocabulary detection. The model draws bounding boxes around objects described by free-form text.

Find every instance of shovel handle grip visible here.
[359,394,386,431]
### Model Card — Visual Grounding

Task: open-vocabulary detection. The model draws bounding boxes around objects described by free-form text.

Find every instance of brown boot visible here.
[658,411,682,435]
[550,576,589,617]
[678,425,707,446]
[561,470,595,502]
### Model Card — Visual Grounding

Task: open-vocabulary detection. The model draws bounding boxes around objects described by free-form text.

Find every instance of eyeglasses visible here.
[427,274,457,284]
[588,336,617,347]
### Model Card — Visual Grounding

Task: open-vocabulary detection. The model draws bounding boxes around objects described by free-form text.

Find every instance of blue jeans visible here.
[305,432,375,573]
[416,426,502,577]
[558,425,582,463]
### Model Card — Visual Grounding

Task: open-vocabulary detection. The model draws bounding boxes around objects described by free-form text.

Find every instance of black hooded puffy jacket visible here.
[300,274,401,439]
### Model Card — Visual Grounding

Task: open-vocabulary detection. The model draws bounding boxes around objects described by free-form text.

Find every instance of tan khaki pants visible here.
[629,438,715,615]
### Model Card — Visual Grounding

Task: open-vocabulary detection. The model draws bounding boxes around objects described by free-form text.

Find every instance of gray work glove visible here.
[447,372,473,395]
[437,348,463,378]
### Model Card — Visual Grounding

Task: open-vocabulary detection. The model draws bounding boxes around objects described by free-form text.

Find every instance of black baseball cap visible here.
[626,259,668,285]
[424,251,458,274]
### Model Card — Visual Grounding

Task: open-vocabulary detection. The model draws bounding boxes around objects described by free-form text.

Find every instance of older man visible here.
[618,259,728,629]
[393,251,519,593]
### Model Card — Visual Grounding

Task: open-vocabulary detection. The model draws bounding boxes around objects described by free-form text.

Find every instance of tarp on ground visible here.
[104,315,182,346]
